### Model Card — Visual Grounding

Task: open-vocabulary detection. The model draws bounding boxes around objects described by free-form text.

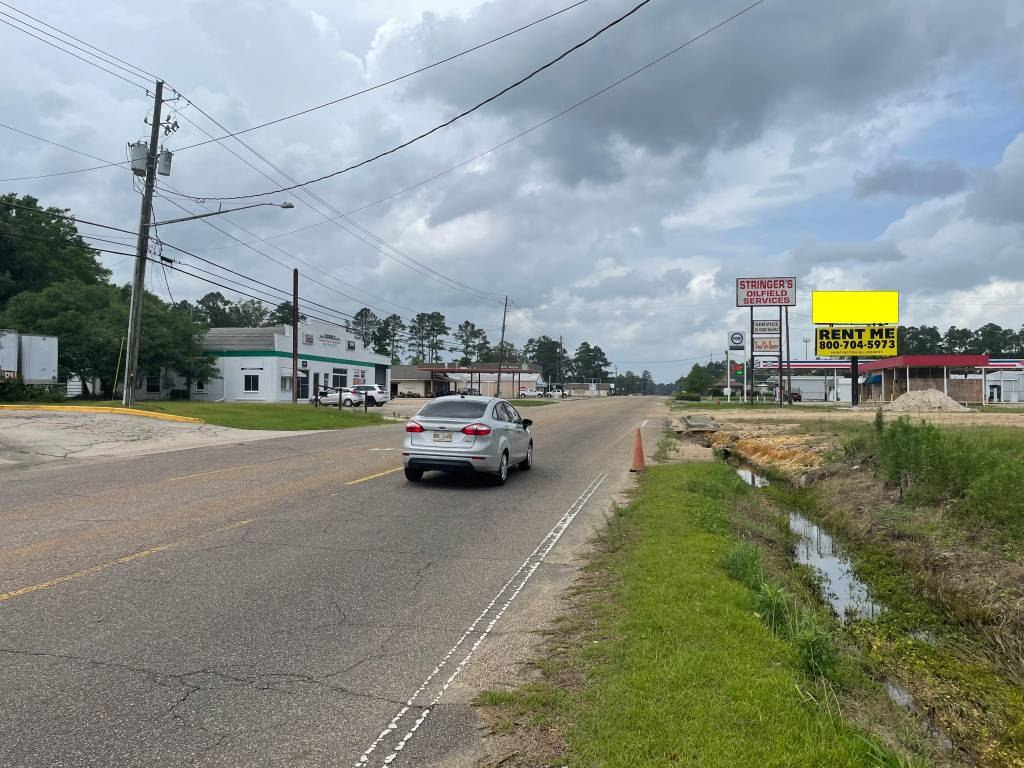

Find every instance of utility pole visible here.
[558,335,563,388]
[291,268,299,405]
[495,296,508,397]
[122,80,164,407]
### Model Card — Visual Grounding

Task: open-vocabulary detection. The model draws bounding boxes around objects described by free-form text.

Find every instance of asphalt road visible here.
[0,396,664,768]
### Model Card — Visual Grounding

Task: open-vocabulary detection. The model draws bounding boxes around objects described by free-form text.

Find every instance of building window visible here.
[347,340,356,350]
[146,374,161,393]
[244,374,259,392]
[195,380,206,392]
[280,376,292,391]
[352,370,366,385]
[332,368,347,389]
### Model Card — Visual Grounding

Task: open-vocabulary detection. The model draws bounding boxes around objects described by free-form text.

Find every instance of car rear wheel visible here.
[404,467,423,482]
[343,398,353,407]
[492,451,509,485]
[518,442,533,471]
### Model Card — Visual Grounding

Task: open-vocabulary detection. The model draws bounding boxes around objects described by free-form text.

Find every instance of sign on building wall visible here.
[811,291,899,325]
[736,277,796,307]
[815,326,898,357]
[752,319,781,335]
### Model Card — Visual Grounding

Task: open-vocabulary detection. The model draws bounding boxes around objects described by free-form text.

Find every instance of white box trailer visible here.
[0,329,18,378]
[19,334,59,384]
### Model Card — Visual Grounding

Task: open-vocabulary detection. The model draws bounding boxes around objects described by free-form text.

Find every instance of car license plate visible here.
[432,431,453,442]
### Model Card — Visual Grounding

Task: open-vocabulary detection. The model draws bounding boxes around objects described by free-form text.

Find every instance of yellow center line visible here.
[0,519,253,604]
[344,466,403,486]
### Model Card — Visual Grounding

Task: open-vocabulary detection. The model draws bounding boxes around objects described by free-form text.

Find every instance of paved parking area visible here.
[0,410,308,470]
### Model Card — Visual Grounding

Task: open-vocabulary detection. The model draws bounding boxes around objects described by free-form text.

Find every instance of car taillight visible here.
[405,421,425,433]
[461,423,491,436]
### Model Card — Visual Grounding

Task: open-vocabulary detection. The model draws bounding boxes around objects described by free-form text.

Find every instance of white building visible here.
[134,320,390,402]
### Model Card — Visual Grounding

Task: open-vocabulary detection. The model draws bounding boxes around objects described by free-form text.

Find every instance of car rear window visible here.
[418,399,488,419]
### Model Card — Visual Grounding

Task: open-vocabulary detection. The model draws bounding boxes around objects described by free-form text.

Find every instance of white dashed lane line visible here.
[354,472,610,767]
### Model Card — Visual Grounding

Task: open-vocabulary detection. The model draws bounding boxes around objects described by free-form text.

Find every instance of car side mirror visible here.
[522,419,533,428]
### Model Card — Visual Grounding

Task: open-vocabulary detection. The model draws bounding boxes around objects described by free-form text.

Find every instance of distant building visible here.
[133,319,389,402]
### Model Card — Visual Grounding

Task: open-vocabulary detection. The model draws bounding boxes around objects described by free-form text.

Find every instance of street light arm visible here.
[147,201,292,227]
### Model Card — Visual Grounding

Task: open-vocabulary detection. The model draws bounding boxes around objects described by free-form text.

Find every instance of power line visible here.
[1,200,136,234]
[178,0,656,202]
[165,107,504,304]
[170,1,591,152]
[0,15,149,91]
[0,229,137,258]
[0,1,160,81]
[0,121,132,182]
[182,0,770,244]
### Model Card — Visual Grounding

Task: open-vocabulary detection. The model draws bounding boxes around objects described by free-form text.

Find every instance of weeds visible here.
[722,541,763,590]
[877,417,1024,536]
[755,582,794,635]
[794,607,839,680]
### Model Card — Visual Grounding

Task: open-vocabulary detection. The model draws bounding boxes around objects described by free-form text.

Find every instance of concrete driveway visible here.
[0,410,310,470]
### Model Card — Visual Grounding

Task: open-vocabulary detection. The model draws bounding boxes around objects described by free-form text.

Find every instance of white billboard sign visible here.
[752,319,781,335]
[736,277,796,307]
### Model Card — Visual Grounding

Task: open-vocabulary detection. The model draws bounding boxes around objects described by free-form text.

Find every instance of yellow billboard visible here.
[811,291,899,325]
[815,326,898,357]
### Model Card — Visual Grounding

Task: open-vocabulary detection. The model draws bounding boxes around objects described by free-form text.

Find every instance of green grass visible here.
[507,398,556,407]
[481,463,911,767]
[25,400,386,430]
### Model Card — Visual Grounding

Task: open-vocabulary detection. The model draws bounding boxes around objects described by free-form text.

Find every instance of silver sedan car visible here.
[402,396,533,485]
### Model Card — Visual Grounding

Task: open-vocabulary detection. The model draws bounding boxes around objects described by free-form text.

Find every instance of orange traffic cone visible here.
[630,428,646,472]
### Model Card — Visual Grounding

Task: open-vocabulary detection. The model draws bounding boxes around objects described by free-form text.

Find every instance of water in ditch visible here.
[734,465,954,746]
[789,511,883,622]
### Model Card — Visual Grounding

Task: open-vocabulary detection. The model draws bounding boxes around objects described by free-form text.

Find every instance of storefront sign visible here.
[729,330,745,351]
[736,277,796,307]
[318,333,341,348]
[811,291,899,325]
[753,337,781,353]
[752,319,781,335]
[815,326,898,357]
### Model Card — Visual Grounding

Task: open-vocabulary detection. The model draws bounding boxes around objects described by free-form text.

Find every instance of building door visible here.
[298,372,309,401]
[313,372,320,396]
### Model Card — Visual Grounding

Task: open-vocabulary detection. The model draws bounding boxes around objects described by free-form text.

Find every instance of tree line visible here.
[899,324,1024,357]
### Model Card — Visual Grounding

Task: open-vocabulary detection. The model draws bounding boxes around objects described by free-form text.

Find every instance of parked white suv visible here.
[518,388,543,398]
[353,384,389,406]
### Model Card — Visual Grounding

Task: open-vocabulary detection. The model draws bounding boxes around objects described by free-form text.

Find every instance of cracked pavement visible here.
[0,397,664,767]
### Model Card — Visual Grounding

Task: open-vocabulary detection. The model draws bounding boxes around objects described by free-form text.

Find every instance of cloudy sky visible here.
[2,0,1023,381]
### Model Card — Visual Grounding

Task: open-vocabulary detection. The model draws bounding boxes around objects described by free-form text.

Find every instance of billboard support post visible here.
[748,308,753,404]
[785,305,792,405]
[851,356,859,406]
[778,306,783,406]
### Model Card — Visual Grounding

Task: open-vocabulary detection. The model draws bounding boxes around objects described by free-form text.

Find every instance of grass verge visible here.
[18,400,386,430]
[477,461,925,767]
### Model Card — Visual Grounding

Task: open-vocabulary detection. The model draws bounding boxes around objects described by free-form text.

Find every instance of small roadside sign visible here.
[729,331,745,350]
[753,337,781,353]
[752,319,781,335]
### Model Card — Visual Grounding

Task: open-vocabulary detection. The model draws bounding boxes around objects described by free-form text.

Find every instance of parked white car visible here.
[315,387,364,407]
[353,384,389,406]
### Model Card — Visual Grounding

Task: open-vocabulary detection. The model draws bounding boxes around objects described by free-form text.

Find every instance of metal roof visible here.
[203,326,283,351]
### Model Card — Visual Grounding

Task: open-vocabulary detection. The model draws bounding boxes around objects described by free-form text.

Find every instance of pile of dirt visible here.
[883,389,970,412]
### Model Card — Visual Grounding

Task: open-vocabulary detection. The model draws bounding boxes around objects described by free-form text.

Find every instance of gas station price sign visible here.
[815,326,898,357]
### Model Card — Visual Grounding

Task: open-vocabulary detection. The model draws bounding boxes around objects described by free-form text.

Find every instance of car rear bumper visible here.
[403,450,500,474]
